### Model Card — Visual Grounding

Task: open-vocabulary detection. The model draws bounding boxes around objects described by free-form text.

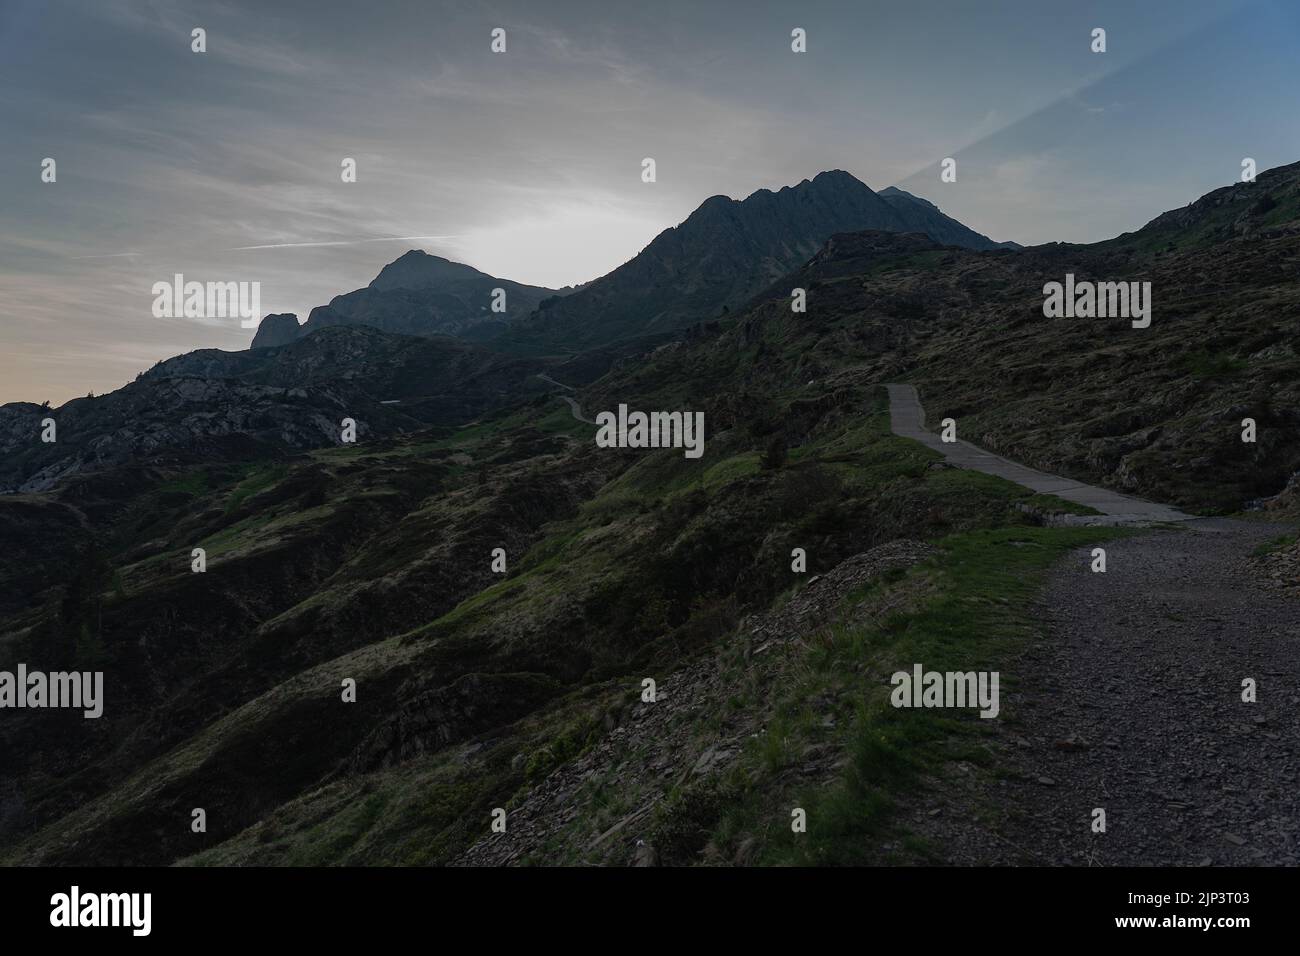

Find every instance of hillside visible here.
[3,163,1299,867]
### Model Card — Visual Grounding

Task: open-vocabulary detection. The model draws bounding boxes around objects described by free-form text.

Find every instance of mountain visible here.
[250,251,571,349]
[5,163,1300,868]
[493,169,1013,353]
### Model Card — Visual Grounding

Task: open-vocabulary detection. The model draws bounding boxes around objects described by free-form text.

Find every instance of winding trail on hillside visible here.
[885,383,1191,524]
[541,372,598,425]
[558,395,597,425]
[884,385,1300,864]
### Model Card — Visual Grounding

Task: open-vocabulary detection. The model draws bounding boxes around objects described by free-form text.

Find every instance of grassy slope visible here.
[715,525,1129,865]
[162,395,1113,866]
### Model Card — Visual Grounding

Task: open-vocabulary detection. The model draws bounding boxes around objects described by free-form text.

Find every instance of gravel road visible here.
[905,518,1300,866]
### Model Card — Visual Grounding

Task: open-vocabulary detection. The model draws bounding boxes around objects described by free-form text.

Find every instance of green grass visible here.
[310,439,446,463]
[1253,532,1297,557]
[1181,350,1247,379]
[34,365,1157,868]
[866,249,950,276]
[535,401,595,437]
[224,462,289,514]
[155,469,211,498]
[702,452,761,487]
[196,503,333,559]
[717,524,1130,865]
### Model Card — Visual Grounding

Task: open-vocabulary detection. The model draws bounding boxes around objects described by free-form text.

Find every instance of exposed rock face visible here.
[250,313,303,349]
[249,251,568,349]
[0,377,383,494]
[498,169,1013,352]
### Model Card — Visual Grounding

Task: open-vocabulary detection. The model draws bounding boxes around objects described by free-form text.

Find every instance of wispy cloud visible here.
[227,235,461,251]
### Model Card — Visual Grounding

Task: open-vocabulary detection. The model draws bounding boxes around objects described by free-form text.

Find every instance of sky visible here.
[2,0,1299,405]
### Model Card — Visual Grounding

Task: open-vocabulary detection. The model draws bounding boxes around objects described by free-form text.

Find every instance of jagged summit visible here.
[252,171,1016,355]
[368,250,495,291]
[496,169,1012,353]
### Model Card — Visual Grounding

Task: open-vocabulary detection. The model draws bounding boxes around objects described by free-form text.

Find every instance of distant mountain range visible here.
[251,170,1015,354]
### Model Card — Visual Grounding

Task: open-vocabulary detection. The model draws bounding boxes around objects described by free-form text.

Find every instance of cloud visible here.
[226,236,461,251]
[87,0,329,77]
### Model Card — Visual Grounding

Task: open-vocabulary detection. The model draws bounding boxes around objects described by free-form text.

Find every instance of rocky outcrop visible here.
[0,377,386,494]
[250,312,303,349]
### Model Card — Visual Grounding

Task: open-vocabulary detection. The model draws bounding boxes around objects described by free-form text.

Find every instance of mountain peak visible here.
[809,168,864,186]
[247,250,569,350]
[369,250,488,291]
[733,170,871,205]
[497,168,1007,353]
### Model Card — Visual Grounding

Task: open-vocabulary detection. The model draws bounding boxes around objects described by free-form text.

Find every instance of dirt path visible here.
[537,371,596,424]
[905,519,1300,865]
[558,395,596,425]
[885,383,1191,523]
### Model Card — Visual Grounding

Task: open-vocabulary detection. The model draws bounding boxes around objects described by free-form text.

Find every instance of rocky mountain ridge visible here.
[495,169,1014,353]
